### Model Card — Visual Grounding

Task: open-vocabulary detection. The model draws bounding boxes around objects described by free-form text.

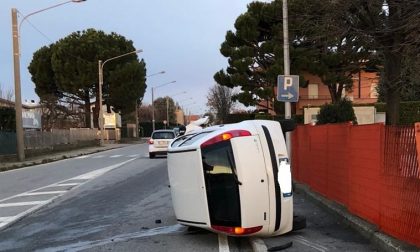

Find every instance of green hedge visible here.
[0,107,15,132]
[375,102,420,125]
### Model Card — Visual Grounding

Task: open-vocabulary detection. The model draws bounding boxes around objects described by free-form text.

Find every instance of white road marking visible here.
[294,235,329,251]
[218,234,230,252]
[92,155,105,159]
[0,158,137,231]
[0,201,48,207]
[0,217,12,222]
[110,155,122,158]
[75,155,90,159]
[40,225,184,252]
[128,154,139,158]
[22,191,67,196]
[52,183,80,187]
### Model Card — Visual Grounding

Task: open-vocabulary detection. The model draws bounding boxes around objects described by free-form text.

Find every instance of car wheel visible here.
[149,153,155,159]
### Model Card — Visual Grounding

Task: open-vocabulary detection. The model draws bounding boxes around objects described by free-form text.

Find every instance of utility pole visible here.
[282,0,292,159]
[98,60,104,146]
[11,8,25,161]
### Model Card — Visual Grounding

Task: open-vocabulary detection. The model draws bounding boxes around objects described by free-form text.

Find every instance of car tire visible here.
[149,153,155,159]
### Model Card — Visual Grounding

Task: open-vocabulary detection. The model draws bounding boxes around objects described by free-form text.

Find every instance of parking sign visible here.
[277,75,299,102]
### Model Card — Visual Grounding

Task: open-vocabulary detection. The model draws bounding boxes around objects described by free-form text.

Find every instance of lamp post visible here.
[11,0,86,161]
[98,49,142,146]
[136,70,165,136]
[151,80,176,131]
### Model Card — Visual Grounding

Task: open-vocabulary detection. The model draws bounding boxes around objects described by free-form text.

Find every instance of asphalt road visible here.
[0,144,378,251]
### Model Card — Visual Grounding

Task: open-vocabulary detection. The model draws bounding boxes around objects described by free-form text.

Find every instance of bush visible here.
[0,107,15,132]
[375,102,420,125]
[317,99,357,125]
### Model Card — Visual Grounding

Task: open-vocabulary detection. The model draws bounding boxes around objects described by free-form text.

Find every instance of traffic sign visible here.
[277,75,299,102]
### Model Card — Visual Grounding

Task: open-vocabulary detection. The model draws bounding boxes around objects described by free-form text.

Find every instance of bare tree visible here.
[0,84,14,101]
[206,84,236,124]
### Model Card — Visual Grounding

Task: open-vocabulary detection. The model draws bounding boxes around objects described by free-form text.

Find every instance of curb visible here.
[249,237,268,252]
[0,144,128,172]
[295,183,419,252]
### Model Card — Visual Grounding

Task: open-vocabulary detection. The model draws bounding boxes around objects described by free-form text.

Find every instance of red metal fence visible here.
[292,123,420,247]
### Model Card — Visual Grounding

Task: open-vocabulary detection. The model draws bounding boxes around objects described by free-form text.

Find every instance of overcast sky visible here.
[0,0,260,115]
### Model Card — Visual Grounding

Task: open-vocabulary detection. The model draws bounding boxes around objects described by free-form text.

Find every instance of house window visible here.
[308,84,318,99]
[370,83,378,98]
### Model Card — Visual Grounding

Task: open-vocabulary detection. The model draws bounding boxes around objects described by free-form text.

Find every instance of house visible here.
[0,98,42,130]
[257,70,380,124]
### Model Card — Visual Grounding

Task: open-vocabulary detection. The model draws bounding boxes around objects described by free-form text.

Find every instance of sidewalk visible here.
[0,143,133,172]
[295,183,419,252]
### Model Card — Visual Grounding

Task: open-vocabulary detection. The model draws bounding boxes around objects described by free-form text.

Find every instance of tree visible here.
[214,0,373,112]
[206,84,236,124]
[317,98,357,125]
[0,84,14,101]
[138,104,153,123]
[29,29,147,128]
[108,59,147,124]
[153,96,176,124]
[341,0,420,124]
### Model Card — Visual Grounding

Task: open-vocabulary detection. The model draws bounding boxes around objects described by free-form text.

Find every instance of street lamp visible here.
[98,49,142,146]
[151,80,176,131]
[11,0,86,161]
[147,71,165,78]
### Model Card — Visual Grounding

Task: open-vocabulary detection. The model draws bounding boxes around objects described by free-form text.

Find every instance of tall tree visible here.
[153,96,176,124]
[342,0,420,124]
[29,29,147,128]
[206,84,236,124]
[214,0,373,111]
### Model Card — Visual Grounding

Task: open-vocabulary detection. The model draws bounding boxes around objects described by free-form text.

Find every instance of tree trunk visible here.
[384,51,402,125]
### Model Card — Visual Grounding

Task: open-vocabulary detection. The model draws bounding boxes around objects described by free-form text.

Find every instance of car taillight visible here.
[201,130,251,148]
[148,139,154,144]
[211,225,262,236]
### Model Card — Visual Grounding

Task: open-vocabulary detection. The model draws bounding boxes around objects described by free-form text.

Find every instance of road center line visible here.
[218,234,230,252]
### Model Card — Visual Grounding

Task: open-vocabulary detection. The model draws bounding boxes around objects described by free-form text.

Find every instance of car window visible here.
[179,131,213,147]
[152,132,175,139]
[202,141,241,227]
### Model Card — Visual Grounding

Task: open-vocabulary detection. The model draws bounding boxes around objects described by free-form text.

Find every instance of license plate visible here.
[158,141,166,145]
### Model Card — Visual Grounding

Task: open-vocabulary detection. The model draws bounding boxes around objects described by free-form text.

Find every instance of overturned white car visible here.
[167,120,295,237]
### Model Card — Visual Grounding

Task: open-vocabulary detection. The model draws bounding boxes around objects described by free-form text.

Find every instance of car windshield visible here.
[152,132,175,139]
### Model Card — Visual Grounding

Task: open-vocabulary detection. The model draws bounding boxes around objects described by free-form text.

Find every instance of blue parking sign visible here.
[277,75,299,102]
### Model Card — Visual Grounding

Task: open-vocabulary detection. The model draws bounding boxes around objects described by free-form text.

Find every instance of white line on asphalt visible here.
[0,158,137,231]
[22,191,67,196]
[218,234,230,252]
[128,154,139,158]
[0,217,12,222]
[52,183,80,187]
[294,235,329,251]
[92,155,105,159]
[0,201,48,207]
[110,155,122,158]
[75,155,91,159]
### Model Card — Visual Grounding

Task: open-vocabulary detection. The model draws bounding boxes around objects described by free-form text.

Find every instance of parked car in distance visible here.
[148,129,176,158]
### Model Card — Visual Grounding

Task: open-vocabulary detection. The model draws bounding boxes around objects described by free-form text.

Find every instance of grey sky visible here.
[1,0,257,115]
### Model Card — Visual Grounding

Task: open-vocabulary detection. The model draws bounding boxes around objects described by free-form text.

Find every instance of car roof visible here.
[152,129,175,133]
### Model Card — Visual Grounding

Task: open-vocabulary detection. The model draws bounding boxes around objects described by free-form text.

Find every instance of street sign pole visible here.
[282,0,292,162]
